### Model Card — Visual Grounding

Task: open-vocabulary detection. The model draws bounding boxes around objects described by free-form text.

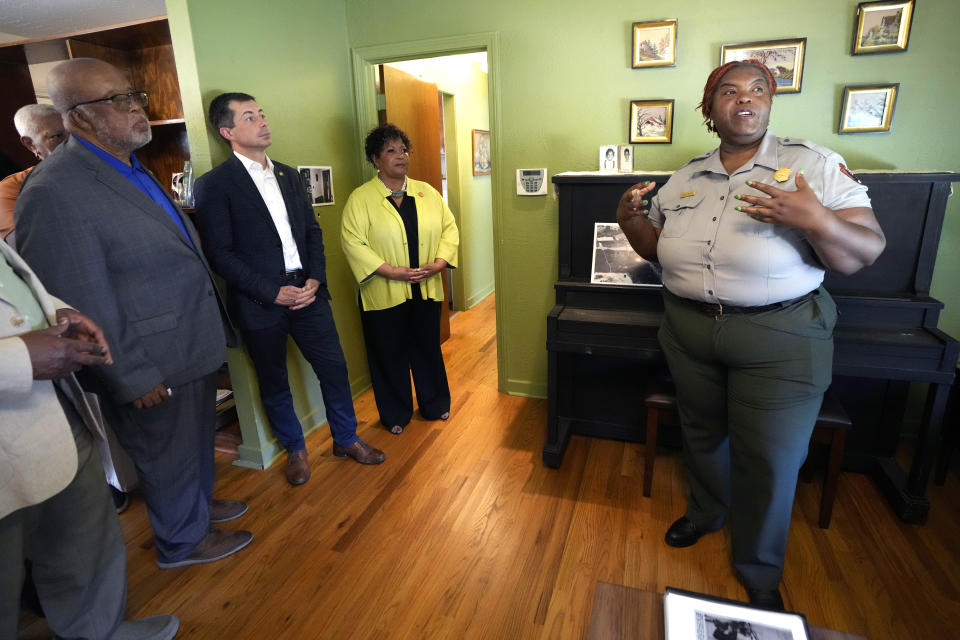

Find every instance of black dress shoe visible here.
[664,516,718,548]
[747,587,785,611]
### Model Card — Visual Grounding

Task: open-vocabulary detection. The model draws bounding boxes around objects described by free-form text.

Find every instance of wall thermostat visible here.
[516,168,548,196]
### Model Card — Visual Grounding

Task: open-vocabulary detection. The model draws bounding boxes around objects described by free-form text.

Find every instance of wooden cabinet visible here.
[0,17,188,193]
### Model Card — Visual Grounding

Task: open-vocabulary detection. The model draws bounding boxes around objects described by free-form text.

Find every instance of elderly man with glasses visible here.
[14,58,252,571]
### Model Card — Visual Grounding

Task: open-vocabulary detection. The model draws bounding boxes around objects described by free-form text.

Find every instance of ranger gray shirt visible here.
[647,130,872,307]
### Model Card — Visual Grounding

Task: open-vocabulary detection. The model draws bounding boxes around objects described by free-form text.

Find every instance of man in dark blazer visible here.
[15,58,252,569]
[194,93,384,485]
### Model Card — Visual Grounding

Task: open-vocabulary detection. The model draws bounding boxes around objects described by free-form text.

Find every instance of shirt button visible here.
[712,217,717,221]
[720,196,725,200]
[706,265,711,270]
[707,240,711,245]
[708,290,714,295]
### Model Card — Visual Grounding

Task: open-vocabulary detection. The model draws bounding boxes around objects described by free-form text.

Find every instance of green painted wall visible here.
[386,56,495,309]
[347,0,960,397]
[167,0,370,466]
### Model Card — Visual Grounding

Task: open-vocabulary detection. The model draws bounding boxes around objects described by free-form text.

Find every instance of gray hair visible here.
[13,103,61,138]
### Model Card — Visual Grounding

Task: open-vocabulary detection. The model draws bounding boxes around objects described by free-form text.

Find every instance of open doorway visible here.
[351,34,505,389]
[373,54,494,319]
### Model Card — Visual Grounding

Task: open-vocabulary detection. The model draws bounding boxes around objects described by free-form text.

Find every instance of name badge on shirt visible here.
[680,190,695,198]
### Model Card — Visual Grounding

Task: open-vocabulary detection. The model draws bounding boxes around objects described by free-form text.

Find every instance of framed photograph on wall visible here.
[632,19,677,68]
[297,165,335,206]
[839,83,899,134]
[629,100,673,144]
[472,129,491,176]
[720,38,806,94]
[852,0,915,55]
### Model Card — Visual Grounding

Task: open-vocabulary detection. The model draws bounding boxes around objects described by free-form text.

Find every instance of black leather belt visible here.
[284,269,304,281]
[682,290,816,318]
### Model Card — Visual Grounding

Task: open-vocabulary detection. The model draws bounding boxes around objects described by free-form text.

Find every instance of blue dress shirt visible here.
[74,136,192,243]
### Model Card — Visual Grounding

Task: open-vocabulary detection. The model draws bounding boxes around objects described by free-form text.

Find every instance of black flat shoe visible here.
[664,516,719,548]
[747,587,785,611]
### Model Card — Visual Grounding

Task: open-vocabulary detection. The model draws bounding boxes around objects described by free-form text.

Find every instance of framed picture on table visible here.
[720,37,806,94]
[631,19,677,68]
[839,83,899,134]
[852,0,915,55]
[629,100,673,144]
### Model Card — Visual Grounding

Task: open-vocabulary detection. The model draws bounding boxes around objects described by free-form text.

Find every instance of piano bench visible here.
[642,387,852,529]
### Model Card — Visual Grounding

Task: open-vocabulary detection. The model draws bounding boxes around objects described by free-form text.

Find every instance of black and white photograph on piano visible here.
[698,613,792,640]
[590,222,662,286]
[298,165,335,206]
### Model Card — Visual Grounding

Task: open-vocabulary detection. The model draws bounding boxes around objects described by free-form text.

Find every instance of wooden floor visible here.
[21,293,960,639]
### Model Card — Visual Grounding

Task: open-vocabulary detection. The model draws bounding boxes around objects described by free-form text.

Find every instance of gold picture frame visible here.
[839,84,899,134]
[719,38,806,94]
[852,0,915,55]
[631,19,677,68]
[629,100,674,144]
[472,129,490,176]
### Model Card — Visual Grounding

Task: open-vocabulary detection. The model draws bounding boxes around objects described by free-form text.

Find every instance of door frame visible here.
[351,33,506,391]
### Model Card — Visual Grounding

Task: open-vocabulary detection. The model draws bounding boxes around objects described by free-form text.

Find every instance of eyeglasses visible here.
[70,91,149,112]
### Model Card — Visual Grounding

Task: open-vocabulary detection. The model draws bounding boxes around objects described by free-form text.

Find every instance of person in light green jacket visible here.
[341,123,459,435]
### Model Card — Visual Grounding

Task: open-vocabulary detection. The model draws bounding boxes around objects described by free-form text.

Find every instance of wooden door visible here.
[382,65,451,341]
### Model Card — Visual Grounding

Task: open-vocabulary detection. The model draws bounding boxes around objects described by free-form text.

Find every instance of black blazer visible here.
[194,155,330,331]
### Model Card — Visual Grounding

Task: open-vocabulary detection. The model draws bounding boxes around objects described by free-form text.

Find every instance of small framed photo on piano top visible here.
[591,223,662,286]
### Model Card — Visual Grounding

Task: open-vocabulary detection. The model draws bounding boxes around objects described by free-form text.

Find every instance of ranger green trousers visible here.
[658,287,836,590]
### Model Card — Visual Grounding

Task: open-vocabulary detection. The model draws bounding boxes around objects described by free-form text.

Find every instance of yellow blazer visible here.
[341,176,459,311]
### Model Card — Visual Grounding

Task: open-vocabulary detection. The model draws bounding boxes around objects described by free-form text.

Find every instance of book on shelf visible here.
[664,587,810,640]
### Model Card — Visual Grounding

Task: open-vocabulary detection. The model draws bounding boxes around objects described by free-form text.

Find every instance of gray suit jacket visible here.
[14,137,232,404]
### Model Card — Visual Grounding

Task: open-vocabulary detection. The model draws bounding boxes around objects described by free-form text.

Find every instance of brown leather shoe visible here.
[332,438,385,465]
[210,499,248,524]
[156,528,253,569]
[285,449,311,485]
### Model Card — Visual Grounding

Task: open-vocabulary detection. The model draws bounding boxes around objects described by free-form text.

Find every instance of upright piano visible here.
[545,172,959,524]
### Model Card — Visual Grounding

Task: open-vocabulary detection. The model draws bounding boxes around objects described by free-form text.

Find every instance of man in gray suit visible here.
[0,241,178,639]
[15,58,252,569]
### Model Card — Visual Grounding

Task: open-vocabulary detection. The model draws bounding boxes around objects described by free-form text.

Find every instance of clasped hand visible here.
[21,309,112,380]
[274,278,320,310]
[390,259,446,283]
[735,171,829,231]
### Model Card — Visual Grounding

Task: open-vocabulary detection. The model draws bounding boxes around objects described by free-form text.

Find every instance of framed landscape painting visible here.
[839,84,899,134]
[852,0,915,55]
[632,19,677,68]
[720,38,806,94]
[629,100,673,144]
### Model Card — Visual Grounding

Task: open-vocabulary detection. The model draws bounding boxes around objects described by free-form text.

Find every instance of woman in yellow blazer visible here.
[341,124,459,434]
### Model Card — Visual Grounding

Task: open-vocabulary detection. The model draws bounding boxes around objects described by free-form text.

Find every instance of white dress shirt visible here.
[234,151,302,271]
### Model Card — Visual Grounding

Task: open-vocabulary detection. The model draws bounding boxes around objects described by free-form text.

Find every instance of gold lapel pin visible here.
[774,167,791,183]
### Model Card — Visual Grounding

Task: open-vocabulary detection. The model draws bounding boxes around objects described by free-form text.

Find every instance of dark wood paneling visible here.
[0,46,40,174]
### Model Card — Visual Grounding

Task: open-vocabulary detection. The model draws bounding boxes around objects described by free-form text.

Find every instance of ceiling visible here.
[0,0,165,43]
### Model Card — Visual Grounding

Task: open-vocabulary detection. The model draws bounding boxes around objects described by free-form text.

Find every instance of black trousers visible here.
[360,297,450,428]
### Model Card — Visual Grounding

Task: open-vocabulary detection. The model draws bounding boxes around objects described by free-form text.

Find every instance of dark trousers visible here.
[360,297,450,428]
[657,288,836,590]
[102,373,217,564]
[0,400,126,639]
[242,298,359,451]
